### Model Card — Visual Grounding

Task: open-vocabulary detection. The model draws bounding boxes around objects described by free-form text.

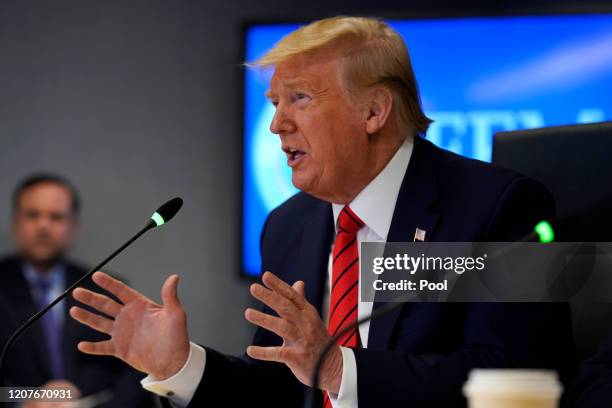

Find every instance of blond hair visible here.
[250,16,432,136]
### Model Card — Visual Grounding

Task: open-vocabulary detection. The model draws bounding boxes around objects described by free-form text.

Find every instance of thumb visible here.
[292,280,305,297]
[161,274,182,308]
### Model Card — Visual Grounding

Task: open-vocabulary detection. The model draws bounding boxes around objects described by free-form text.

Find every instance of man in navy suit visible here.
[69,16,575,407]
[0,174,153,407]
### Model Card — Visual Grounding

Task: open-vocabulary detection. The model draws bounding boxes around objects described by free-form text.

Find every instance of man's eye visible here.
[50,213,66,222]
[25,212,38,220]
[292,93,310,103]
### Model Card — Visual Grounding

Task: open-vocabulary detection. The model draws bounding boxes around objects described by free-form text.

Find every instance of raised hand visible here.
[69,271,190,380]
[244,272,343,394]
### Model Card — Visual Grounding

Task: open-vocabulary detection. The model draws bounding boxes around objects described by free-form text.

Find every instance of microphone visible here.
[0,197,183,406]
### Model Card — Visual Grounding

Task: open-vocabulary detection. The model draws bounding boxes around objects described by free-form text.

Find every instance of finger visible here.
[244,308,298,340]
[246,345,285,363]
[250,283,298,319]
[69,306,114,335]
[72,287,122,318]
[161,274,182,308]
[262,272,308,309]
[77,340,115,356]
[292,280,305,297]
[92,271,142,304]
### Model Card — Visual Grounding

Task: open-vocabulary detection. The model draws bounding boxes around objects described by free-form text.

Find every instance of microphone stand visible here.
[304,295,408,408]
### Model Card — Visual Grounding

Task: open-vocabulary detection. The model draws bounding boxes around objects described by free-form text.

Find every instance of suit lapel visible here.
[367,137,441,350]
[296,199,334,313]
[3,262,52,379]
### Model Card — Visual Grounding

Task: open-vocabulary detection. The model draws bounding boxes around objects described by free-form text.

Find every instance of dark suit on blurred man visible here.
[0,257,153,407]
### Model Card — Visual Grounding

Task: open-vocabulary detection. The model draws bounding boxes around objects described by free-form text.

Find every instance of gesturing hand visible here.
[69,271,190,380]
[245,272,343,394]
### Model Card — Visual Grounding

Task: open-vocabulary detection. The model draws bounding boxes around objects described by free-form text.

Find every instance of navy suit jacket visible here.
[0,257,154,407]
[189,137,575,407]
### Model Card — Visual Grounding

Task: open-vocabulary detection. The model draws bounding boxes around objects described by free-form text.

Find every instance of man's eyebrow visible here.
[284,79,315,90]
[264,79,319,99]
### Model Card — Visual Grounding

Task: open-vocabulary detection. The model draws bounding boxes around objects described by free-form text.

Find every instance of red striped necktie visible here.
[324,205,364,408]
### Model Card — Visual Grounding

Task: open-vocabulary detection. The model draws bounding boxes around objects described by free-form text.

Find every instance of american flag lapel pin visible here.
[413,228,426,242]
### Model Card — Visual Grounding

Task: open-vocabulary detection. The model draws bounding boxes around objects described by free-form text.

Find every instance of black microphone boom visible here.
[304,299,406,408]
[0,197,183,407]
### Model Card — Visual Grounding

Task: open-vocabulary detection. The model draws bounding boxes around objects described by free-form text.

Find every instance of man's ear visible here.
[365,87,394,135]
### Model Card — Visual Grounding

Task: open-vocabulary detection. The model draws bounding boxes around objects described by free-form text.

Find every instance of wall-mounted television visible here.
[242,13,612,276]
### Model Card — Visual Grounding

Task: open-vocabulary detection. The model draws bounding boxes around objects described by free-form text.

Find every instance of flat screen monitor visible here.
[242,14,612,276]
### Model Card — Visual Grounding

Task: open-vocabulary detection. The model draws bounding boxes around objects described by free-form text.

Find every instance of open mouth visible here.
[283,147,307,167]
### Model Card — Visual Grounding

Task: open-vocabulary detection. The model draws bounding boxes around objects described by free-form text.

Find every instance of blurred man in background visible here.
[0,174,154,407]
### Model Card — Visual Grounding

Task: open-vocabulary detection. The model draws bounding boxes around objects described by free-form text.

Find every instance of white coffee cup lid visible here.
[463,369,563,398]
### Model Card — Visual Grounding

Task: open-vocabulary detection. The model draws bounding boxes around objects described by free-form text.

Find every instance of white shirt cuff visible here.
[328,346,358,408]
[141,342,206,407]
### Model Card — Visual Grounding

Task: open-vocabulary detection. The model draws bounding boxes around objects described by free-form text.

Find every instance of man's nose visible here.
[36,216,54,230]
[269,106,296,135]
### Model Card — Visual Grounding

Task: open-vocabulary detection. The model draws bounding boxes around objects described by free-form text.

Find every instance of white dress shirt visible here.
[142,137,414,407]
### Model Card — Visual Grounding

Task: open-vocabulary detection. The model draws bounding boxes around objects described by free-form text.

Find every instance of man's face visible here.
[267,51,371,202]
[12,182,77,267]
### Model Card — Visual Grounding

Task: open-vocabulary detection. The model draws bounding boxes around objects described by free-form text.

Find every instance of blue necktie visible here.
[34,277,65,379]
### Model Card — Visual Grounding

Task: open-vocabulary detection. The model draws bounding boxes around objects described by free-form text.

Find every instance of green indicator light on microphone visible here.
[151,211,165,227]
[535,220,555,243]
[150,197,182,228]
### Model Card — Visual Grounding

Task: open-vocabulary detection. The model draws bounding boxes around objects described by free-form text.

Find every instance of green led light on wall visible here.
[151,211,165,227]
[535,220,555,243]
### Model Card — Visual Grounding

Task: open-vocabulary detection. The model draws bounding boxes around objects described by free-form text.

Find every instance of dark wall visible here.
[1,0,610,356]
